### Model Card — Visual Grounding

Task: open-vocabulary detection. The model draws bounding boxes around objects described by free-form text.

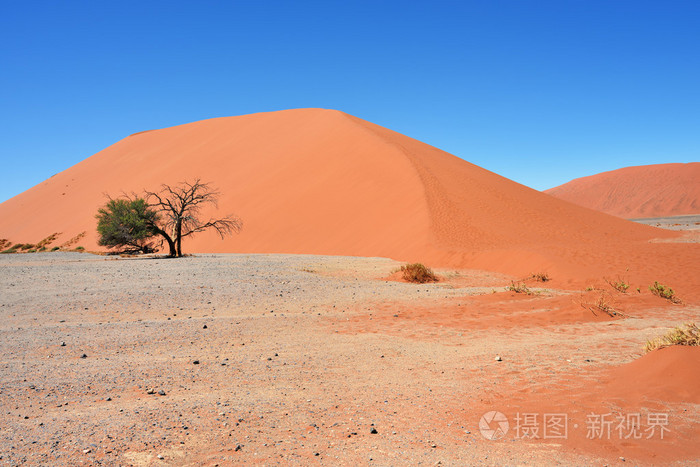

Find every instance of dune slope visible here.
[1,109,694,287]
[545,163,700,218]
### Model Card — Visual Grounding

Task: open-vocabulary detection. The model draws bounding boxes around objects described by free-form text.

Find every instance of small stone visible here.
[203,325,207,329]
[494,356,502,361]
[158,390,166,396]
[83,449,91,454]
[314,452,320,456]
[370,427,378,434]
[193,360,200,365]
[81,354,87,359]
[60,342,66,347]
[157,454,164,460]
[147,388,155,394]
[105,397,112,401]
[619,457,625,462]
[234,444,242,451]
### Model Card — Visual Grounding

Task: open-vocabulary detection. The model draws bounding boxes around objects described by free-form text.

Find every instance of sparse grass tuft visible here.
[51,246,60,252]
[579,292,624,317]
[74,246,85,252]
[645,323,699,352]
[529,272,550,282]
[400,263,438,283]
[606,277,630,293]
[506,281,532,294]
[1,248,17,254]
[649,281,681,303]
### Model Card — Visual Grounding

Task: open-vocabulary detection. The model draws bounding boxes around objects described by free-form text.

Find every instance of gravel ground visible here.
[1,252,694,465]
[631,214,700,231]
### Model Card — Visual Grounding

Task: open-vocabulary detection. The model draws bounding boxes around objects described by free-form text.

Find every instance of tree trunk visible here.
[173,219,181,257]
[152,227,176,257]
[166,237,177,257]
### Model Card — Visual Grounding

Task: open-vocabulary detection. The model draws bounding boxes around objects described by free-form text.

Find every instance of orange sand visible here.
[545,163,700,219]
[464,346,700,464]
[0,109,697,295]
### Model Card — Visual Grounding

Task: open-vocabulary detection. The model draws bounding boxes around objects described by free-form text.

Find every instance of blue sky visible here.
[1,0,698,203]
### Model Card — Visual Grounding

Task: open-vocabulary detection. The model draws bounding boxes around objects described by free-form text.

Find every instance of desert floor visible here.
[1,252,698,466]
[631,214,700,231]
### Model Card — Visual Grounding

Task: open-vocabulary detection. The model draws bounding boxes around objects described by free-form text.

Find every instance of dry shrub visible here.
[579,291,624,317]
[60,231,86,249]
[36,232,61,249]
[645,323,699,352]
[529,272,550,282]
[506,281,532,294]
[401,263,438,283]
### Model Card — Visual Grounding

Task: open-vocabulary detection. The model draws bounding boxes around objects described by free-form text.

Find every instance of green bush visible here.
[96,197,159,253]
[51,246,60,252]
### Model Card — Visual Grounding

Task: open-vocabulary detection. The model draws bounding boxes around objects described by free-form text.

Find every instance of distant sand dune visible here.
[545,163,700,219]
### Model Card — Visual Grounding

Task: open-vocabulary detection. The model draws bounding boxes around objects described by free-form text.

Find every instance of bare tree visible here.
[144,179,242,257]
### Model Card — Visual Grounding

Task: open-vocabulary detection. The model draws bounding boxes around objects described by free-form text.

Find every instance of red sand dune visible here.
[0,109,697,292]
[605,345,700,404]
[545,163,700,219]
